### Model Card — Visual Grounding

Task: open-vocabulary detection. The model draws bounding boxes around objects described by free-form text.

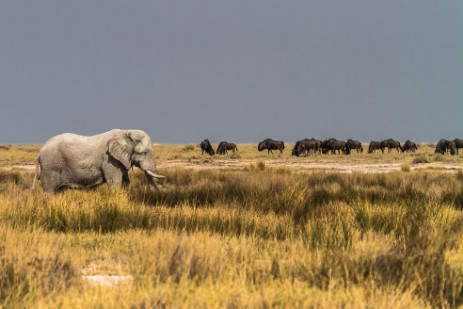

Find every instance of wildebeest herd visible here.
[200,138,463,156]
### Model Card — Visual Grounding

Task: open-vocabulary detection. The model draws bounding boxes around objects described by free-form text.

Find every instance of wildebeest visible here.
[216,141,238,155]
[291,141,302,156]
[321,138,349,155]
[258,138,285,155]
[401,140,418,153]
[368,141,382,153]
[346,139,363,154]
[454,138,463,155]
[200,139,215,156]
[380,139,401,153]
[435,139,456,155]
[292,138,321,157]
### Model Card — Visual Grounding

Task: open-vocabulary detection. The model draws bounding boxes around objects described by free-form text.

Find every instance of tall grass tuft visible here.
[1,167,463,307]
[0,227,77,306]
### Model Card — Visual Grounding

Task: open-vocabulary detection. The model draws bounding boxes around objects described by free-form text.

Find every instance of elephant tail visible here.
[31,158,41,190]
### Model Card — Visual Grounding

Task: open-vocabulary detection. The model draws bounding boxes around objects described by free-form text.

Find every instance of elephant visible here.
[217,141,238,155]
[401,140,418,153]
[34,129,165,193]
[200,139,215,156]
[346,139,363,154]
[258,138,285,155]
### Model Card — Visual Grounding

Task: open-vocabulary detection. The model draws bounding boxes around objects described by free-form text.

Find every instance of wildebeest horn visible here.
[146,170,165,179]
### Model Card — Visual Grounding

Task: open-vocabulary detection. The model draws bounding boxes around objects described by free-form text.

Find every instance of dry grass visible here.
[0,145,40,167]
[0,144,463,307]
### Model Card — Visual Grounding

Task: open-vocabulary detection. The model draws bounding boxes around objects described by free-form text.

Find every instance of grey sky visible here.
[1,1,462,144]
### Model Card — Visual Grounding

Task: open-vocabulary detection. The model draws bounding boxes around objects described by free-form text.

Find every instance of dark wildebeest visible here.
[346,139,363,154]
[292,138,321,157]
[435,139,456,155]
[200,139,215,156]
[303,138,321,155]
[380,139,401,153]
[258,138,285,155]
[401,140,418,153]
[320,138,334,154]
[292,141,302,156]
[321,138,349,155]
[216,141,238,155]
[454,138,463,155]
[368,141,382,153]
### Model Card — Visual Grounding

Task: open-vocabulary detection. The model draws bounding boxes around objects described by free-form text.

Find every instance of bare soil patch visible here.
[157,158,462,173]
[3,159,461,174]
[1,164,36,171]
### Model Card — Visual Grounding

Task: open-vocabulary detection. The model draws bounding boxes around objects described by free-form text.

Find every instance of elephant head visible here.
[108,130,164,191]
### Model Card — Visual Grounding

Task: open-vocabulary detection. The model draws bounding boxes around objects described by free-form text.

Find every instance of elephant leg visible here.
[122,171,130,186]
[104,171,126,186]
[102,160,127,187]
[40,169,62,193]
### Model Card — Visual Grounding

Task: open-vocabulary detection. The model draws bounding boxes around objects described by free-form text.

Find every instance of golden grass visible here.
[0,145,40,167]
[0,144,463,307]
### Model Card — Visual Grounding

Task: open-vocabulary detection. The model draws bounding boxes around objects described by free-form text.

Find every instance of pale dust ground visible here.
[158,158,462,174]
[3,159,462,174]
[81,275,133,287]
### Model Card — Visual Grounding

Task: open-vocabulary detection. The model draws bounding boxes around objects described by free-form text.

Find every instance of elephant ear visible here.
[108,132,133,170]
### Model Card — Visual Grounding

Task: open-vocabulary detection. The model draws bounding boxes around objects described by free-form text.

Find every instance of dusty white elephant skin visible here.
[35,129,164,193]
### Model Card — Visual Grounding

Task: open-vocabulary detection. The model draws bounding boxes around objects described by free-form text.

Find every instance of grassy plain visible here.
[0,143,463,308]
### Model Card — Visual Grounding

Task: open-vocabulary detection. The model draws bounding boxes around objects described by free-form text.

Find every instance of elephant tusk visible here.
[146,170,165,179]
